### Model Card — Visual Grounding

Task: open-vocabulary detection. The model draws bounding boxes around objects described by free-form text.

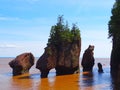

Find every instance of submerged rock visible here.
[9,53,34,76]
[81,45,95,72]
[97,63,103,73]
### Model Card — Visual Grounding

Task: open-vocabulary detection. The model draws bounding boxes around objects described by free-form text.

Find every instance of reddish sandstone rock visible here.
[36,39,81,78]
[36,46,57,78]
[81,45,95,72]
[36,16,81,78]
[55,40,81,76]
[9,53,34,76]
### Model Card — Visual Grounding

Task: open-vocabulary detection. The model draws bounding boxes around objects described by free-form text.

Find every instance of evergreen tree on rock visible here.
[108,0,120,78]
[36,16,81,78]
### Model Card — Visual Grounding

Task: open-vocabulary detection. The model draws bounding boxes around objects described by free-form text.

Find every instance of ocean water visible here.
[0,58,117,90]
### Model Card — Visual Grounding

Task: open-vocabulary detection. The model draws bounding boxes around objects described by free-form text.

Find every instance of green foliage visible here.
[47,16,80,46]
[108,1,120,38]
[45,47,52,55]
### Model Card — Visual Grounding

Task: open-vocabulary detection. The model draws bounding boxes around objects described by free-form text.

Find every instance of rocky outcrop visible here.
[9,53,34,76]
[36,46,57,78]
[36,16,81,78]
[55,40,81,76]
[108,0,120,81]
[110,47,120,78]
[97,63,103,73]
[36,39,81,78]
[81,45,95,72]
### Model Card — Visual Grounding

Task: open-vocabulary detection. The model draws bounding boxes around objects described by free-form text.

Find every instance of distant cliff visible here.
[36,16,81,78]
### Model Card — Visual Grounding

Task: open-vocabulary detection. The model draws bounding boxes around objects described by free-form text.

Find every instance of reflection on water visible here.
[38,74,80,90]
[81,72,94,87]
[0,67,120,90]
[0,58,120,90]
[11,74,33,90]
[3,68,112,90]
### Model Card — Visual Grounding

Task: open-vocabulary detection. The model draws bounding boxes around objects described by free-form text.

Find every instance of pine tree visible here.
[48,16,80,46]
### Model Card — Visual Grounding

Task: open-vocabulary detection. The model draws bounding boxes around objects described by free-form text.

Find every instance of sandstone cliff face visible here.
[55,40,81,75]
[36,39,81,78]
[9,53,34,76]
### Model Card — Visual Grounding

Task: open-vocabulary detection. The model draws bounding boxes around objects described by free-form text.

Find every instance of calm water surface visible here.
[0,58,118,90]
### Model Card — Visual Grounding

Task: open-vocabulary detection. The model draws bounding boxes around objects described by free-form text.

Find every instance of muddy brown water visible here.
[0,58,118,90]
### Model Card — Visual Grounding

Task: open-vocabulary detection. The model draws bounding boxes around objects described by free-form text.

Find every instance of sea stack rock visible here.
[55,39,81,76]
[36,46,57,78]
[36,16,81,78]
[81,45,95,72]
[9,53,34,76]
[97,63,103,73]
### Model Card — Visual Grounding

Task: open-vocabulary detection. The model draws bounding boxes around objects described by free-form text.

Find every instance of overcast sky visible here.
[0,0,115,57]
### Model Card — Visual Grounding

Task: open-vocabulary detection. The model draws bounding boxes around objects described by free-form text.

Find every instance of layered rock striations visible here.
[55,39,81,76]
[36,16,81,78]
[9,53,34,76]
